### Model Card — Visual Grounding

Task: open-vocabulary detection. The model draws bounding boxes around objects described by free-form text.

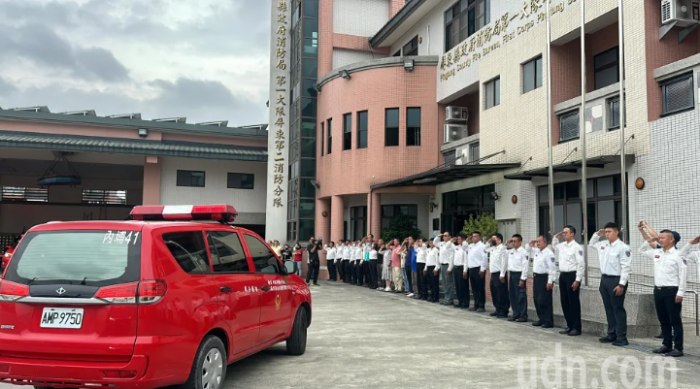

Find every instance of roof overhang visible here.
[0,131,268,162]
[503,155,634,180]
[369,0,438,48]
[370,163,521,190]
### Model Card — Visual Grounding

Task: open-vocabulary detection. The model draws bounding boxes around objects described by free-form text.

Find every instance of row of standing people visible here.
[319,220,695,359]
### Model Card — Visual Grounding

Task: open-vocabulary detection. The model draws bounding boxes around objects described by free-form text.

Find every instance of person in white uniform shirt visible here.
[552,225,585,336]
[424,239,440,303]
[325,242,338,282]
[415,240,428,301]
[433,232,455,306]
[467,232,488,312]
[453,235,469,309]
[639,225,688,358]
[342,240,352,283]
[505,234,529,322]
[485,233,509,318]
[589,222,631,346]
[527,235,557,328]
[353,241,364,286]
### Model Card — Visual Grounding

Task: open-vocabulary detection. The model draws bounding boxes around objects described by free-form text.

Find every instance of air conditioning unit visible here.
[444,124,468,144]
[445,106,469,123]
[662,0,700,27]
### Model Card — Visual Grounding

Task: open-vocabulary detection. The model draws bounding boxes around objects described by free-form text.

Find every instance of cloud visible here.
[0,0,271,125]
[0,23,129,82]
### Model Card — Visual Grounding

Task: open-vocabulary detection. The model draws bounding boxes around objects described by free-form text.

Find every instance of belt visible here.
[534,273,547,277]
[601,274,620,278]
[559,271,576,274]
[655,286,678,290]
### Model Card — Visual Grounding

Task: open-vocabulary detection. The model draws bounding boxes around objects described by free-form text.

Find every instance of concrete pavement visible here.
[2,281,699,388]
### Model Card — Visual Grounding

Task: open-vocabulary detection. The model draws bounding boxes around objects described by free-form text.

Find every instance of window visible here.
[538,175,626,242]
[445,0,490,51]
[608,96,626,130]
[443,150,456,165]
[385,108,400,146]
[484,77,500,109]
[163,231,211,274]
[327,119,333,154]
[593,47,619,90]
[662,72,694,115]
[350,206,367,240]
[7,230,140,286]
[81,189,127,205]
[403,36,418,56]
[227,173,255,190]
[559,110,579,141]
[357,111,368,149]
[393,50,401,57]
[522,56,542,93]
[441,184,496,235]
[405,107,421,146]
[381,205,418,230]
[343,113,352,150]
[1,186,49,203]
[244,235,281,274]
[177,170,205,187]
[320,121,324,156]
[207,231,250,272]
[469,142,480,162]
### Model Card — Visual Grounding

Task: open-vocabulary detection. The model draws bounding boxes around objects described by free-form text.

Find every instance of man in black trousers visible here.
[528,235,556,328]
[589,222,632,347]
[552,226,585,336]
[466,232,487,312]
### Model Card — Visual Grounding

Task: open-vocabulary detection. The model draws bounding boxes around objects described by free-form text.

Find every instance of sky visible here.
[0,0,271,126]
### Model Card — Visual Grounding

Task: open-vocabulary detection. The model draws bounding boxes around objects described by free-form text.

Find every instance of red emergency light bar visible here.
[130,205,238,222]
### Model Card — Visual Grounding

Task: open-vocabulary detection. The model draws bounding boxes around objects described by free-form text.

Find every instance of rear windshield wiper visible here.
[27,277,38,285]
[81,277,88,285]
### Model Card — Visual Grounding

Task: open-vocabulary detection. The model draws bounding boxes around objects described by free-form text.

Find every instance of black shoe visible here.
[666,349,684,357]
[559,328,572,335]
[508,317,517,322]
[532,321,542,327]
[613,340,629,347]
[489,312,499,317]
[653,346,672,354]
[568,329,581,336]
[516,317,528,323]
[468,307,476,312]
[542,324,553,329]
[476,308,485,313]
[599,336,616,343]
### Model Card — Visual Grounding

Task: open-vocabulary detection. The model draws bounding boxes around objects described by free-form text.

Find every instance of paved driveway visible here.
[2,281,699,388]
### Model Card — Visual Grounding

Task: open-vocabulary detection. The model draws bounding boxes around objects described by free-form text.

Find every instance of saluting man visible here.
[589,222,631,346]
[552,225,585,336]
[639,225,688,357]
[527,235,557,328]
[506,234,529,322]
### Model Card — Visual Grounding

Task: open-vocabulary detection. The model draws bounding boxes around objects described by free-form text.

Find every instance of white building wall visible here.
[333,0,389,37]
[332,49,385,70]
[159,157,267,225]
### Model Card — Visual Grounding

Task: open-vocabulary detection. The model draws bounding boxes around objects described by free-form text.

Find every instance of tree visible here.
[381,213,422,242]
[461,213,499,242]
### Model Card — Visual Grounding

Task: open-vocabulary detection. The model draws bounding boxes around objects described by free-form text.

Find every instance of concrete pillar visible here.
[330,195,345,243]
[369,192,382,240]
[142,156,161,205]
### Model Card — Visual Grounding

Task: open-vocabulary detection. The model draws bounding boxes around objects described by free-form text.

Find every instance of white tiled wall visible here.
[333,0,389,36]
[160,157,267,222]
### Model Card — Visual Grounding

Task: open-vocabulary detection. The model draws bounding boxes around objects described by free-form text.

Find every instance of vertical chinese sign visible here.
[265,0,290,241]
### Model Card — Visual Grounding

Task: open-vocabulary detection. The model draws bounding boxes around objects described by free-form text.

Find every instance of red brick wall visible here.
[644,0,700,122]
[389,0,406,18]
[316,65,439,198]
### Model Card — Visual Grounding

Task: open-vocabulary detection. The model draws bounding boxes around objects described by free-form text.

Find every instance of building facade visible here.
[0,108,269,246]
[292,0,700,286]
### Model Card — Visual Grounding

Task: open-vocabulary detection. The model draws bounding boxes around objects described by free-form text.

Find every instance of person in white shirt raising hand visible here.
[639,226,688,358]
[485,233,509,318]
[589,222,631,347]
